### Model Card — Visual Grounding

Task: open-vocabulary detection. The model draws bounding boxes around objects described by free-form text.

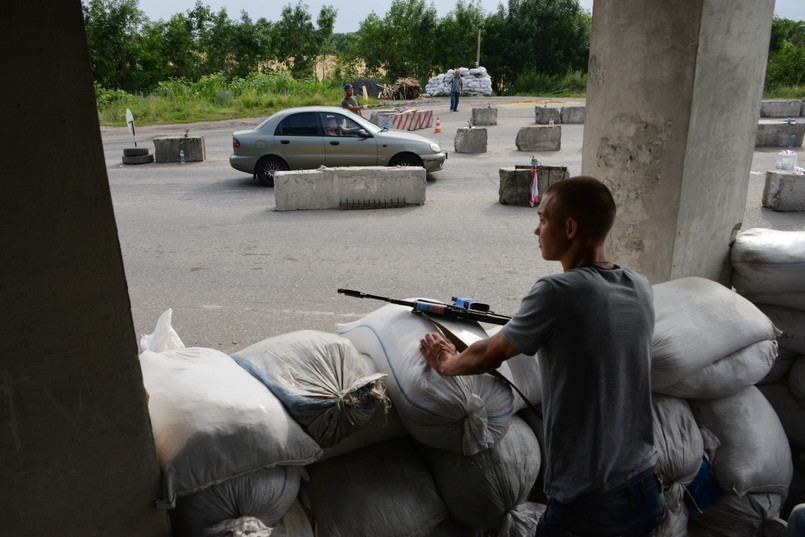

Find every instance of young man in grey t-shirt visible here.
[420,176,665,536]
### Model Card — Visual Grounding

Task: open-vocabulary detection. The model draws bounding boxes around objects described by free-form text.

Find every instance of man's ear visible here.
[565,218,578,239]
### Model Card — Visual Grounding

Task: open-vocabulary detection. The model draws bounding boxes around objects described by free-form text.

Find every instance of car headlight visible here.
[429,142,441,153]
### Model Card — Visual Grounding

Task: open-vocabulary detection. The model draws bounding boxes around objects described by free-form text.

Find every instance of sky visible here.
[136,0,805,34]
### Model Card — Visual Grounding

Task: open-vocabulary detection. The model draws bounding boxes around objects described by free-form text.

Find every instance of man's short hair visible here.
[544,176,616,243]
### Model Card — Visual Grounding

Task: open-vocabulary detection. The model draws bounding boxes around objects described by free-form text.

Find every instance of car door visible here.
[320,112,378,167]
[273,112,324,169]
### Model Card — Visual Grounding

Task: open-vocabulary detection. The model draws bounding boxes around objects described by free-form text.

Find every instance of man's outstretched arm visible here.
[419,329,519,376]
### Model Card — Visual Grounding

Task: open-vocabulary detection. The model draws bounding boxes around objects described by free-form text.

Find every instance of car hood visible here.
[375,128,439,146]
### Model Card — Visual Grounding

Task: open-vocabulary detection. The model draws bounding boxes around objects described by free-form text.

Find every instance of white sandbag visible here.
[690,386,792,497]
[652,394,703,487]
[486,325,542,410]
[687,492,786,537]
[741,291,805,310]
[655,485,689,537]
[338,303,515,455]
[318,399,407,461]
[758,348,798,385]
[417,415,541,536]
[791,355,805,398]
[731,228,805,294]
[171,466,302,537]
[654,340,777,399]
[756,304,805,354]
[301,437,449,537]
[232,330,388,448]
[758,382,805,449]
[140,345,322,508]
[651,277,778,390]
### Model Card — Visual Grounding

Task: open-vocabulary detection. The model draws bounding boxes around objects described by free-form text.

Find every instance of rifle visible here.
[337,288,511,325]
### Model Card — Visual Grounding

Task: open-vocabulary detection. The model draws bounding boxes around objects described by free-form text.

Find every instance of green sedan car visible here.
[229,106,447,186]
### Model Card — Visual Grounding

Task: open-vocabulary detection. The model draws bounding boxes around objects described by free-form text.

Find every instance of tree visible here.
[353,0,440,83]
[274,2,336,78]
[437,0,487,70]
[82,0,145,90]
[766,16,805,89]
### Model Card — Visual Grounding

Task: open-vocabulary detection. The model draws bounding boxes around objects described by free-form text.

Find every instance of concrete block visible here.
[760,100,803,118]
[755,122,805,147]
[274,167,426,211]
[369,111,398,128]
[535,106,561,124]
[454,127,487,153]
[802,100,805,118]
[471,107,498,126]
[560,106,586,124]
[498,166,569,206]
[153,136,206,163]
[762,171,805,211]
[516,125,561,152]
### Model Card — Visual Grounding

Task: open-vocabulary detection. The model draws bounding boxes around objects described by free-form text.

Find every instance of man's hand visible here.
[419,332,458,374]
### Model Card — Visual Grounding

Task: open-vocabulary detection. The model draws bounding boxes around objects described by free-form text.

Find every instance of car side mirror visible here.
[357,129,371,138]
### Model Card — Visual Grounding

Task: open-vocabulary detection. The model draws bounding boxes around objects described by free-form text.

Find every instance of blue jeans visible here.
[789,503,805,537]
[535,468,666,537]
[450,91,460,111]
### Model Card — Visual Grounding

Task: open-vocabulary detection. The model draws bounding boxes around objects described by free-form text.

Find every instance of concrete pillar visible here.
[582,0,774,284]
[0,2,170,535]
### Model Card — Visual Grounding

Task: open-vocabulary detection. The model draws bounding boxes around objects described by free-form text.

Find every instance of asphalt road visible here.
[101,96,805,351]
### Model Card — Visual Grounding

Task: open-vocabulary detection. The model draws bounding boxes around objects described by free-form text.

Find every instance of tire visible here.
[123,147,149,157]
[255,156,288,187]
[122,154,154,165]
[388,153,423,168]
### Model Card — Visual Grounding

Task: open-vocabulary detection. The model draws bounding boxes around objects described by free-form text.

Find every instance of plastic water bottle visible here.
[179,149,185,164]
[789,134,796,148]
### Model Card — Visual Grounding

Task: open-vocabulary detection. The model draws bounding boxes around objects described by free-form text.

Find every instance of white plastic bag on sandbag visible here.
[417,415,541,536]
[140,308,184,352]
[139,315,322,508]
[171,466,302,537]
[756,304,805,354]
[231,330,389,448]
[690,386,792,497]
[338,303,515,455]
[301,437,450,537]
[651,277,778,390]
[687,492,786,537]
[203,517,272,537]
[654,340,777,399]
[758,382,805,449]
[731,228,805,294]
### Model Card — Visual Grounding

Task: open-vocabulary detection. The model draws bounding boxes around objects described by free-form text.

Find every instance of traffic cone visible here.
[434,116,442,133]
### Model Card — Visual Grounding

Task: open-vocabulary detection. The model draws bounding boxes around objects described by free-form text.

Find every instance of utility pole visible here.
[476,24,484,67]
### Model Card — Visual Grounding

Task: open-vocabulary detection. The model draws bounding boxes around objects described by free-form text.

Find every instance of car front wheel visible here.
[255,156,288,187]
[388,153,423,168]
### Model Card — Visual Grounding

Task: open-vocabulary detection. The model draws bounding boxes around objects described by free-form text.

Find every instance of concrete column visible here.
[582,0,774,284]
[1,2,170,535]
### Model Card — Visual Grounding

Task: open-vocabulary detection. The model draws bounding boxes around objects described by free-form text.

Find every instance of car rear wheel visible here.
[389,153,423,168]
[255,156,288,187]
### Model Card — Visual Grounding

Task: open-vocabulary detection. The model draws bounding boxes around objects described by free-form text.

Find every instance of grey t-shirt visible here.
[502,264,657,503]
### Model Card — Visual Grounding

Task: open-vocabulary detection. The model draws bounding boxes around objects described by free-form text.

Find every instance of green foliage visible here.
[766,17,805,91]
[274,1,336,78]
[505,69,587,96]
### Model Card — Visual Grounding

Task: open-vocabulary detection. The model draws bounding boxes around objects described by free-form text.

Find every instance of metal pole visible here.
[476,24,483,67]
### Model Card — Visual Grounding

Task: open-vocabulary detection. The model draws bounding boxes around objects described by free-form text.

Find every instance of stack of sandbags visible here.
[425,66,493,96]
[650,277,779,400]
[138,310,323,535]
[338,302,516,456]
[731,228,805,516]
[231,330,389,448]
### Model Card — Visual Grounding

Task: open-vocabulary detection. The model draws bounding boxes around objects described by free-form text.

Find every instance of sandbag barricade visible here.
[338,303,516,455]
[231,330,389,448]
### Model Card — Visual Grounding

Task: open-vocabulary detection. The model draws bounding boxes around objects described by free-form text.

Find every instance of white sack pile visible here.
[731,228,805,519]
[425,66,493,97]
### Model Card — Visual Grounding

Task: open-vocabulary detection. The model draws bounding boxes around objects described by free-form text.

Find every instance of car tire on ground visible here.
[123,147,150,157]
[388,153,423,167]
[255,156,289,187]
[122,154,154,165]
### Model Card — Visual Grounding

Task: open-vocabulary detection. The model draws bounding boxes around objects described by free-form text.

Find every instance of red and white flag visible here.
[529,163,539,207]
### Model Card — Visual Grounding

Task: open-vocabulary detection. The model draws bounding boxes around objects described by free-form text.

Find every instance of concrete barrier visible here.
[273,167,426,211]
[516,125,561,152]
[762,171,805,211]
[535,107,561,125]
[755,121,805,147]
[471,107,498,126]
[560,106,586,124]
[153,136,206,163]
[498,165,569,206]
[760,100,803,118]
[369,111,398,129]
[454,127,487,153]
